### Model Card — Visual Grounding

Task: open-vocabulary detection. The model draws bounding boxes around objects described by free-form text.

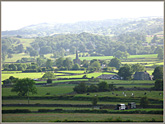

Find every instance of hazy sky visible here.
[2,1,164,31]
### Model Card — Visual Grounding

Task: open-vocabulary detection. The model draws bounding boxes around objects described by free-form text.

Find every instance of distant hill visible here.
[2,16,163,38]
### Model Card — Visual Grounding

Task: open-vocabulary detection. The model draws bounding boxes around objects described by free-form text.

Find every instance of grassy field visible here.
[2,72,45,81]
[127,54,157,59]
[2,85,163,100]
[100,80,154,84]
[14,38,35,48]
[2,113,163,122]
[2,84,75,96]
[57,70,85,73]
[78,54,158,61]
[76,91,163,100]
[2,99,134,105]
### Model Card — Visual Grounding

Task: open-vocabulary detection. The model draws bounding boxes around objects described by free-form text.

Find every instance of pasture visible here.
[2,113,163,122]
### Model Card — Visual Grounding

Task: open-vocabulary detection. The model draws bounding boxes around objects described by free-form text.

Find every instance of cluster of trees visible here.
[2,32,163,64]
[1,37,24,62]
[2,76,18,86]
[27,32,163,58]
[73,81,115,94]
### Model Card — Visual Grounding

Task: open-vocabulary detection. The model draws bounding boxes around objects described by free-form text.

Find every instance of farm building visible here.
[116,104,126,110]
[127,102,136,109]
[97,74,120,80]
[133,71,152,80]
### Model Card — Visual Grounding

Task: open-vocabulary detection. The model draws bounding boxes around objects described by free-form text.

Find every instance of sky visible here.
[1,1,164,31]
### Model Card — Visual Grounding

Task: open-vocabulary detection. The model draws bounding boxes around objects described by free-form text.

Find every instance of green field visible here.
[2,72,45,81]
[127,54,157,59]
[76,91,163,100]
[15,38,35,47]
[2,85,163,100]
[78,54,158,61]
[2,84,74,96]
[2,99,131,105]
[57,70,85,73]
[2,113,163,122]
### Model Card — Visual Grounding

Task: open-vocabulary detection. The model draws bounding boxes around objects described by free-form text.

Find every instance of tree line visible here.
[2,32,163,62]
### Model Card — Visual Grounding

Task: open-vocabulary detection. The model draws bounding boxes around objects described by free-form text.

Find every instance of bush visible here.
[73,82,88,94]
[42,72,56,79]
[82,75,87,79]
[47,79,52,83]
[140,97,149,108]
[97,81,109,92]
[87,84,98,92]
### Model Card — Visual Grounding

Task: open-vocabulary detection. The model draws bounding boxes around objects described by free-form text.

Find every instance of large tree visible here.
[11,78,37,104]
[55,57,64,68]
[131,63,145,73]
[97,81,109,92]
[113,50,124,59]
[42,71,56,79]
[108,57,121,70]
[63,58,73,70]
[73,82,88,94]
[72,63,80,70]
[118,65,133,80]
[46,59,53,69]
[91,61,101,71]
[152,66,163,80]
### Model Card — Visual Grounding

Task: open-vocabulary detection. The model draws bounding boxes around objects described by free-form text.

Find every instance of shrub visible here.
[46,92,50,95]
[47,79,52,83]
[87,84,98,92]
[73,82,88,94]
[140,97,149,108]
[82,75,87,79]
[42,72,56,79]
[92,95,98,106]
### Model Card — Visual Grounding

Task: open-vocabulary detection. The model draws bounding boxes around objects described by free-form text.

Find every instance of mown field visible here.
[2,113,163,122]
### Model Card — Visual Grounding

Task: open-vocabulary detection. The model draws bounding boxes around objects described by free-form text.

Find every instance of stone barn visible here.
[127,102,136,109]
[133,71,152,80]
